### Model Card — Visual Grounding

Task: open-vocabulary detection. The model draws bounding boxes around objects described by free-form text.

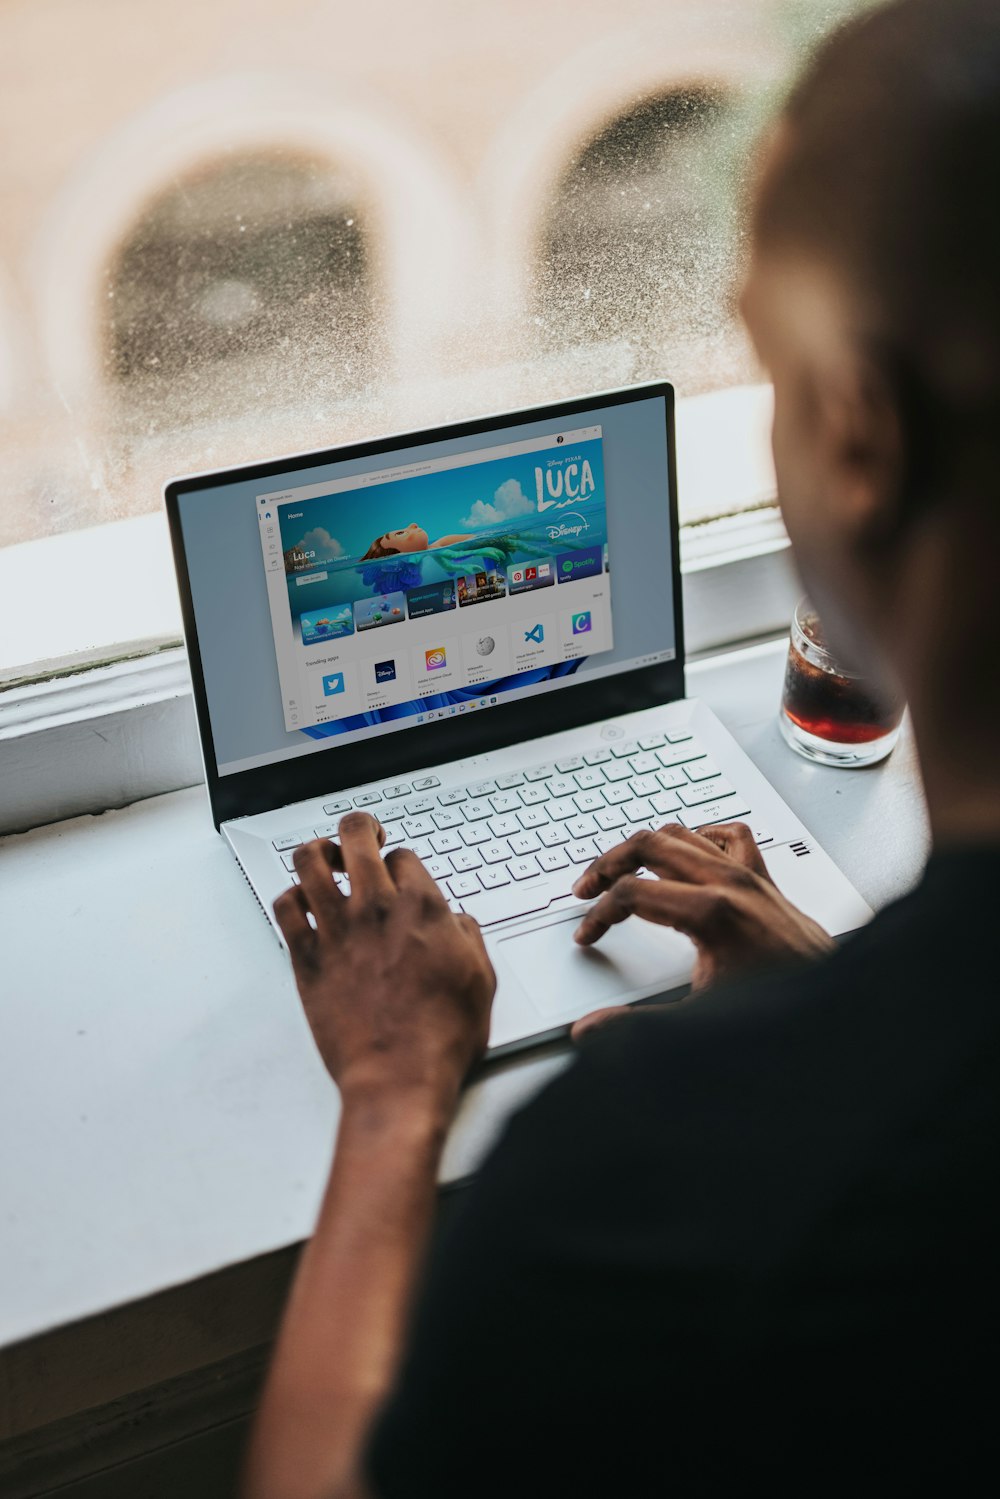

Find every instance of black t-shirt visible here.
[368,850,1000,1495]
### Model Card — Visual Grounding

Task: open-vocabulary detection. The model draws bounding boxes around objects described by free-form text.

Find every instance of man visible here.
[245,2,1000,1493]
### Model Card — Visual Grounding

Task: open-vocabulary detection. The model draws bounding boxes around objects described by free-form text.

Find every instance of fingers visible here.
[273,883,317,963]
[570,1005,634,1043]
[697,822,770,878]
[292,839,346,927]
[575,874,711,947]
[571,824,726,901]
[383,845,444,899]
[335,812,394,903]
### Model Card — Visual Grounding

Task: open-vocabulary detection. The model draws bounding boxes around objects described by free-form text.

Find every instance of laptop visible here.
[165,382,871,1056]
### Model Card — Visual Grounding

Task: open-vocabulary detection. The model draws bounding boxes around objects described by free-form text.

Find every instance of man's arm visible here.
[242,814,495,1499]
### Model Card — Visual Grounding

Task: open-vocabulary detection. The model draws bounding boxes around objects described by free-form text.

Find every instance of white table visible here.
[0,640,930,1362]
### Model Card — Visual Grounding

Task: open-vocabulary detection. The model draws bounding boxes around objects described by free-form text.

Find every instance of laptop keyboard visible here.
[270,729,770,929]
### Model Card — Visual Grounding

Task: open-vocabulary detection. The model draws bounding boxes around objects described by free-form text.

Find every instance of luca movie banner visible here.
[278,437,609,643]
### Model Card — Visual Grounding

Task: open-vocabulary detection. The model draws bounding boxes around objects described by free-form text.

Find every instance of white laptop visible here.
[166,383,871,1056]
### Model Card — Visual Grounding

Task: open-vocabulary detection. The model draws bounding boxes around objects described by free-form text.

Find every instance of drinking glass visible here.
[779,598,905,767]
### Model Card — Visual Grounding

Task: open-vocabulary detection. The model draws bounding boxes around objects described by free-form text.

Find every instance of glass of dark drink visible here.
[779,599,905,767]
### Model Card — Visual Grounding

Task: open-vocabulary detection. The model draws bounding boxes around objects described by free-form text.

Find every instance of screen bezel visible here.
[165,382,685,828]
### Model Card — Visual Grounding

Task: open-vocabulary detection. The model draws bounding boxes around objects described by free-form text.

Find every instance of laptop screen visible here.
[173,389,678,781]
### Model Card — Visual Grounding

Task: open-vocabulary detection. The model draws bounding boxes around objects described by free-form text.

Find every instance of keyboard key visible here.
[628,753,659,776]
[450,850,482,873]
[383,825,405,846]
[624,798,655,823]
[518,807,549,830]
[463,799,494,822]
[509,831,541,856]
[678,778,735,808]
[538,848,569,872]
[547,797,577,821]
[656,742,706,769]
[650,790,681,816]
[547,776,577,799]
[411,838,433,860]
[603,783,634,806]
[638,732,666,750]
[322,799,352,815]
[509,857,539,881]
[479,866,511,889]
[679,799,750,830]
[280,852,299,871]
[583,748,612,765]
[630,774,660,797]
[666,729,693,743]
[605,761,633,783]
[495,772,525,789]
[412,775,441,790]
[520,784,550,806]
[430,830,462,855]
[405,795,437,816]
[272,833,304,852]
[461,824,492,846]
[610,739,639,758]
[655,766,687,791]
[555,755,584,773]
[574,790,605,814]
[574,769,606,791]
[432,807,465,830]
[403,815,434,839]
[594,829,627,854]
[490,791,521,814]
[567,838,598,863]
[684,759,722,782]
[538,824,569,847]
[480,840,511,864]
[524,763,553,782]
[354,791,382,807]
[447,898,464,915]
[425,857,452,880]
[751,826,774,845]
[375,803,406,823]
[438,788,467,806]
[595,806,626,831]
[313,822,340,839]
[382,783,411,799]
[448,874,481,899]
[489,813,521,838]
[566,814,597,839]
[467,779,498,798]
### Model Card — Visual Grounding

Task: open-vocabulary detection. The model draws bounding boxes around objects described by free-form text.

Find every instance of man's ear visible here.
[818,350,906,550]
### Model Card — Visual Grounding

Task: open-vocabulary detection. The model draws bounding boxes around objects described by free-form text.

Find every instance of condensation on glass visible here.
[0,0,873,552]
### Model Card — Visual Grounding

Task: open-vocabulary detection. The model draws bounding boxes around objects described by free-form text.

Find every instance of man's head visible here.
[741,0,1000,675]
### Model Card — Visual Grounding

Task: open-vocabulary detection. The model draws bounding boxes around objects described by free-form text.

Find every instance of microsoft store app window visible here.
[258,428,613,736]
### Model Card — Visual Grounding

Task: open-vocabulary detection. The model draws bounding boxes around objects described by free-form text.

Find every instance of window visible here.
[0,0,872,686]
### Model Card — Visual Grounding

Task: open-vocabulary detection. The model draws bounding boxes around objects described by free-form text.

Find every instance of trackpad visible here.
[496,911,696,1021]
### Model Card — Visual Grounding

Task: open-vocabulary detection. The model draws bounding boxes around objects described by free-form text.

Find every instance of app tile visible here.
[457,569,507,607]
[507,559,554,595]
[322,671,346,696]
[354,591,407,631]
[424,645,447,671]
[300,603,353,646]
[571,610,593,635]
[406,581,456,618]
[556,544,603,585]
[374,659,397,684]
